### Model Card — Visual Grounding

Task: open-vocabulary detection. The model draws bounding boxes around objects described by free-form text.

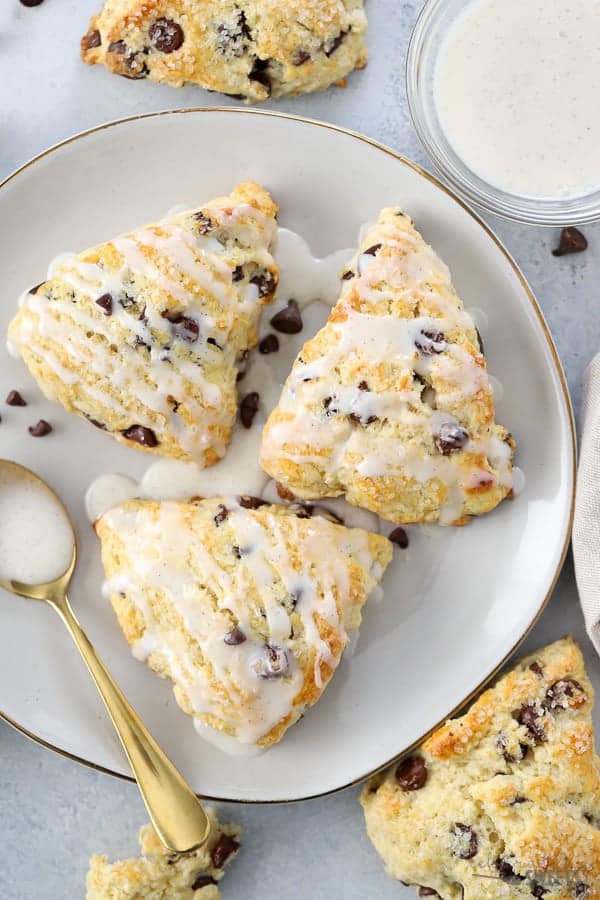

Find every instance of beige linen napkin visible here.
[573,353,600,653]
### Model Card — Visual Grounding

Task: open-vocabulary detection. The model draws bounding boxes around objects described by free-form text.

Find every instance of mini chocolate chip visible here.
[510,795,527,805]
[435,422,470,455]
[28,282,44,294]
[517,703,547,743]
[20,0,44,6]
[363,243,382,256]
[107,41,148,78]
[389,527,409,549]
[232,545,243,559]
[239,495,267,509]
[6,390,26,407]
[249,57,272,93]
[108,40,127,54]
[415,330,447,355]
[95,293,113,316]
[531,883,546,898]
[194,212,213,234]
[395,755,427,791]
[122,425,158,447]
[358,380,370,391]
[496,858,524,883]
[529,661,544,677]
[545,678,586,710]
[224,626,246,646]
[29,419,52,437]
[214,504,229,526]
[259,333,280,354]
[452,823,478,859]
[418,889,440,898]
[291,49,311,65]
[162,311,199,343]
[232,264,244,282]
[323,396,334,413]
[240,392,260,428]
[552,226,588,257]
[250,270,276,298]
[254,645,289,679]
[82,29,102,50]
[191,874,217,889]
[210,833,240,869]
[324,29,348,56]
[342,270,354,280]
[150,18,184,53]
[86,416,107,430]
[207,337,222,350]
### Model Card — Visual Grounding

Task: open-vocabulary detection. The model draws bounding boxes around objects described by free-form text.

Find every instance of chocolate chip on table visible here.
[149,18,184,53]
[191,874,217,890]
[211,833,240,869]
[389,527,409,549]
[238,495,267,509]
[250,270,276,299]
[517,703,547,742]
[254,644,289,679]
[259,333,280,354]
[82,29,102,51]
[29,419,52,437]
[121,425,158,447]
[224,626,246,646]
[214,504,229,526]
[20,0,44,5]
[324,29,349,57]
[395,755,427,791]
[194,212,213,234]
[240,391,260,428]
[435,422,470,455]
[529,661,544,677]
[6,390,26,407]
[95,293,113,316]
[552,226,588,257]
[545,678,586,710]
[415,330,447,355]
[291,49,311,66]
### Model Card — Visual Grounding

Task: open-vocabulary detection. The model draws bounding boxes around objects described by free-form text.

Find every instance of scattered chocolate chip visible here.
[254,644,289,679]
[239,495,267,509]
[531,883,546,898]
[510,795,527,805]
[517,703,547,743]
[210,833,240,869]
[259,334,279,354]
[358,380,370,391]
[249,57,272,93]
[363,243,382,256]
[395,755,427,791]
[28,282,44,294]
[95,293,113,316]
[20,0,44,6]
[207,337,222,351]
[417,889,440,898]
[240,392,260,428]
[389,527,409,549]
[191,874,217,889]
[291,49,311,66]
[342,270,354,280]
[250,270,276,299]
[214,505,229,526]
[6,390,26,407]
[435,422,470,455]
[194,212,213,234]
[552,226,588,257]
[82,29,102,51]
[324,29,349,56]
[224,626,246,646]
[475,327,485,354]
[545,678,586,710]
[415,330,447,355]
[28,419,52,437]
[452,823,478,859]
[496,858,524,883]
[529,661,544,677]
[150,18,184,53]
[232,264,244,282]
[121,425,158,447]
[162,311,199,343]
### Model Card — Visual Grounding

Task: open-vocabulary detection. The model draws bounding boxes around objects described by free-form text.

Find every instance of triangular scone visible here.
[260,208,515,525]
[96,496,392,748]
[8,182,278,464]
[86,808,239,899]
[81,0,367,101]
[361,637,600,899]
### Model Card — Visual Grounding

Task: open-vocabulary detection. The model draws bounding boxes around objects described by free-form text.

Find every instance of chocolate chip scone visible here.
[96,495,392,749]
[260,207,515,525]
[361,637,600,899]
[86,807,239,899]
[8,182,278,464]
[81,0,367,101]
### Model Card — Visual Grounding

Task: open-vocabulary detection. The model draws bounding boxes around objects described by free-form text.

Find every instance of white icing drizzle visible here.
[273,228,355,309]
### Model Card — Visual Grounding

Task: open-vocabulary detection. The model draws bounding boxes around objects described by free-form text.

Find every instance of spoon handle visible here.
[52,593,210,854]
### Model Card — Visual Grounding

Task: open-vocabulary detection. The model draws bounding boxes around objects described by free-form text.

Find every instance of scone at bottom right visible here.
[361,638,600,899]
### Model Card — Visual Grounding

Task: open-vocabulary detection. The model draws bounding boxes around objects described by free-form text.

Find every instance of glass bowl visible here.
[406,0,600,226]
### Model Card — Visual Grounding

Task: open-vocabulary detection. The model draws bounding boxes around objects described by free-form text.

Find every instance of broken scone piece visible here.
[81,0,367,101]
[361,637,600,899]
[96,496,392,748]
[8,182,278,464]
[86,807,239,899]
[260,207,515,525]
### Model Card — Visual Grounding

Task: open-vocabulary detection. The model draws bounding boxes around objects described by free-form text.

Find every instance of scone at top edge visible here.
[96,495,392,749]
[8,181,278,465]
[361,637,600,900]
[260,206,515,525]
[86,807,239,899]
[81,0,367,101]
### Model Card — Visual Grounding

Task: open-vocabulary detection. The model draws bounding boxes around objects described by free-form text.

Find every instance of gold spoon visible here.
[0,459,210,853]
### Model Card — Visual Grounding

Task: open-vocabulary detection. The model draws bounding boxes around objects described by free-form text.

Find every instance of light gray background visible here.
[1,1,599,898]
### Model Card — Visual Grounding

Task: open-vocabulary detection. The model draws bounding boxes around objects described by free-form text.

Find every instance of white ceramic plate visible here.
[0,109,574,802]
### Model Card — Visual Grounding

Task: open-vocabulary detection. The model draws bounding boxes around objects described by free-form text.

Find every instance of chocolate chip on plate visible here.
[259,333,280,354]
[95,293,113,316]
[29,419,52,437]
[210,833,240,869]
[270,299,303,334]
[224,626,246,646]
[552,226,588,257]
[82,29,102,51]
[254,644,289,679]
[240,391,260,428]
[395,755,427,791]
[150,18,184,53]
[121,425,158,447]
[435,422,470,455]
[191,874,217,890]
[389,527,409,549]
[238,495,267,509]
[517,703,547,742]
[20,0,45,6]
[6,390,26,407]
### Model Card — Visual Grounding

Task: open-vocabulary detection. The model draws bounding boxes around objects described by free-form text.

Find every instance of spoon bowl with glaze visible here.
[0,458,210,854]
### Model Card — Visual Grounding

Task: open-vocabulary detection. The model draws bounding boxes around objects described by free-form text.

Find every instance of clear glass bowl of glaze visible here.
[406,0,600,226]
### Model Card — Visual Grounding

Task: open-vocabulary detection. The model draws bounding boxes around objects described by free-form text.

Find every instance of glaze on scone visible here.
[8,182,278,464]
[96,496,392,748]
[361,637,600,899]
[86,807,239,899]
[260,208,515,525]
[81,0,367,101]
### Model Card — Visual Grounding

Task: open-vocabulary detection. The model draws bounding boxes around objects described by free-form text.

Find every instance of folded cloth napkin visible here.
[573,353,600,653]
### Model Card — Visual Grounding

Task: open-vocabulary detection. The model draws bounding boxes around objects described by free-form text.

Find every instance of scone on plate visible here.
[8,182,278,464]
[260,207,515,525]
[86,807,239,899]
[361,637,600,899]
[81,0,368,101]
[96,495,392,749]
